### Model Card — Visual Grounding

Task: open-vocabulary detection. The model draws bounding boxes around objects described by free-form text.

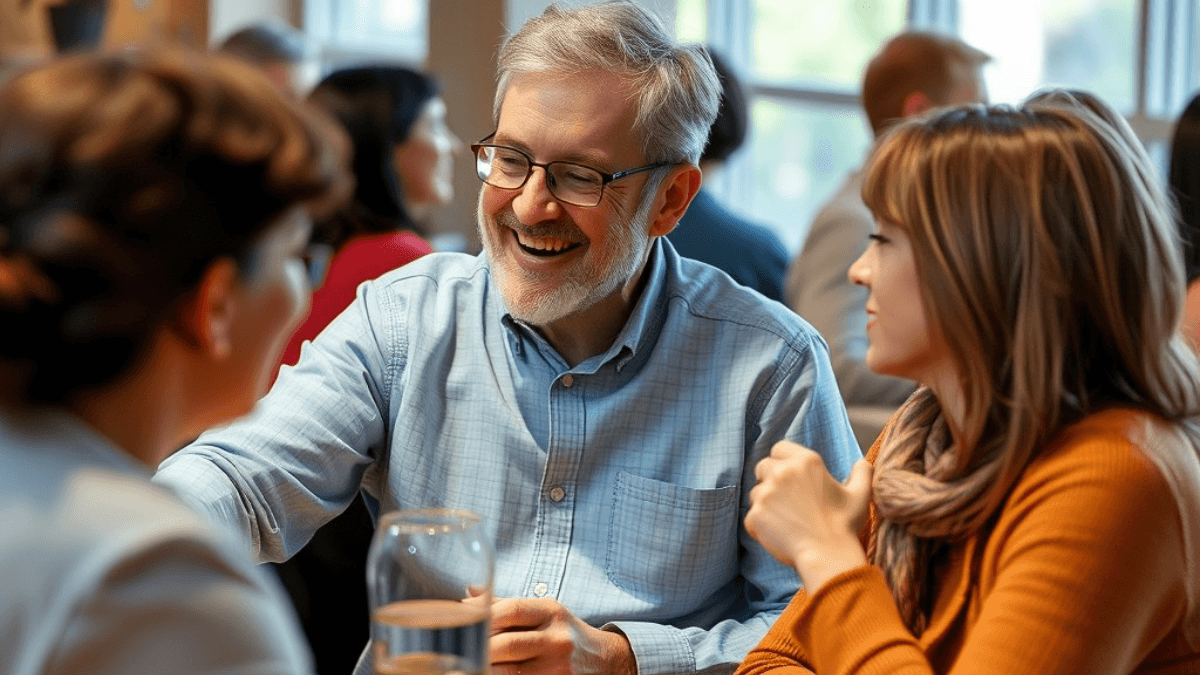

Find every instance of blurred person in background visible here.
[271,64,462,675]
[279,65,461,372]
[1169,92,1200,345]
[739,94,1200,674]
[218,19,318,97]
[786,31,990,451]
[0,48,348,674]
[666,49,788,302]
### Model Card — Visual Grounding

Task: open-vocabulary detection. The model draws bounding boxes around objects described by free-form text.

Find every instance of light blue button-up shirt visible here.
[156,238,860,675]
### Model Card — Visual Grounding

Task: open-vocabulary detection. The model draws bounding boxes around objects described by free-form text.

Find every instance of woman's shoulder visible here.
[0,448,306,674]
[0,437,300,667]
[1005,407,1195,533]
[1,442,248,582]
[1031,408,1187,479]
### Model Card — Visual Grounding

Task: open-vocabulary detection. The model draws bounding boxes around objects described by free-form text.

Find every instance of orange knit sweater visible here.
[737,408,1200,674]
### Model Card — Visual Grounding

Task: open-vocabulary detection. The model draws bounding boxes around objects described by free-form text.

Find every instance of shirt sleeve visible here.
[737,434,1188,675]
[42,533,313,675]
[154,279,401,562]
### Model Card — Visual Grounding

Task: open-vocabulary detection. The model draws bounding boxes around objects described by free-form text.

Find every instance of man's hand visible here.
[746,441,872,593]
[489,597,636,675]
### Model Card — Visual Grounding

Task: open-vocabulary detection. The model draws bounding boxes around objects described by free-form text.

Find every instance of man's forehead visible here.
[495,70,641,163]
[499,70,635,115]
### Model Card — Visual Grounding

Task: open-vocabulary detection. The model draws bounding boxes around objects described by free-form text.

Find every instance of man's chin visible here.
[496,276,580,326]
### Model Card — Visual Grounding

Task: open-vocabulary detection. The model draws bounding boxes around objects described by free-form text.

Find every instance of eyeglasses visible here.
[300,242,334,289]
[471,134,670,208]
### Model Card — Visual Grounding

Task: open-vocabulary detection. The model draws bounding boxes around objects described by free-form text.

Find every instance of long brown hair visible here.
[860,96,1200,633]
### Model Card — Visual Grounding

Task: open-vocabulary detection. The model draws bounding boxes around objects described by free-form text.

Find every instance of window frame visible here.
[699,0,1194,252]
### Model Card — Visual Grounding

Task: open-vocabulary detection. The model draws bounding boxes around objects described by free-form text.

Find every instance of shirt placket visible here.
[523,371,586,600]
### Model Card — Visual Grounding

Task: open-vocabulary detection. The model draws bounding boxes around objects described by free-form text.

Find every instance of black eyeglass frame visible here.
[300,242,334,289]
[470,133,671,208]
[234,210,333,290]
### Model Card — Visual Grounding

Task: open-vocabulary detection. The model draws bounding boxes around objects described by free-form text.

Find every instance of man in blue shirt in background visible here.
[667,49,790,302]
[156,3,860,675]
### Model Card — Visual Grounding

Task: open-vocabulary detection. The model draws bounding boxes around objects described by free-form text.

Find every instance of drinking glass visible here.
[367,508,495,675]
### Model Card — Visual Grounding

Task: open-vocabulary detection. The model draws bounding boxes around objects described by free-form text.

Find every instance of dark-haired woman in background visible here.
[270,64,462,675]
[278,65,462,371]
[0,49,348,674]
[1169,93,1200,345]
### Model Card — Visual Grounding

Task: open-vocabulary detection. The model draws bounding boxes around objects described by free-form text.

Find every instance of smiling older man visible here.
[155,3,859,675]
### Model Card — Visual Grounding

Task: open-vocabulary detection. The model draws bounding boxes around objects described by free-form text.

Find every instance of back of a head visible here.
[1025,88,1139,143]
[218,21,315,95]
[701,49,748,165]
[495,0,720,165]
[862,31,990,136]
[307,65,439,243]
[1170,93,1200,283]
[863,98,1195,458]
[0,48,350,404]
[218,20,312,66]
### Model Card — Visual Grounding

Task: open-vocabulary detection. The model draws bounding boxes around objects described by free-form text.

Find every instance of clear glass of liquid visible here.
[367,508,494,675]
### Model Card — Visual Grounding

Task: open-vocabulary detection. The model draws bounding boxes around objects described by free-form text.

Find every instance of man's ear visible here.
[648,163,703,238]
[175,258,240,361]
[902,91,933,118]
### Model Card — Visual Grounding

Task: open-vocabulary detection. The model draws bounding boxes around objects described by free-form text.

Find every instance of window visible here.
[690,0,1195,255]
[303,0,426,70]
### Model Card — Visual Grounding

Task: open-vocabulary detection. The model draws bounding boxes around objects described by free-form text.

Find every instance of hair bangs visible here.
[862,122,928,231]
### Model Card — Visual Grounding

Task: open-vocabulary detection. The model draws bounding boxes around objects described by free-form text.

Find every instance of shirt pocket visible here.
[606,471,739,609]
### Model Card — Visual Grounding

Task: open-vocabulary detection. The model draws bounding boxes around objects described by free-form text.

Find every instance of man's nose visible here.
[510,166,563,224]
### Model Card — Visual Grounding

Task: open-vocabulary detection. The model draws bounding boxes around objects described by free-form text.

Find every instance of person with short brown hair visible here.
[217,20,318,96]
[861,32,991,136]
[0,47,350,674]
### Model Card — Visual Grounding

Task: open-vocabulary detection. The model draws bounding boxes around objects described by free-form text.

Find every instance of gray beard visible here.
[477,188,655,327]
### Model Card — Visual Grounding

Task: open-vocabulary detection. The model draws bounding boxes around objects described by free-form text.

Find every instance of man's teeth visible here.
[517,232,573,252]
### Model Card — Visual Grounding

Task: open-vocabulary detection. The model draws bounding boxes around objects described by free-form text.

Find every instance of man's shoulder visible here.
[364,251,491,302]
[666,253,821,349]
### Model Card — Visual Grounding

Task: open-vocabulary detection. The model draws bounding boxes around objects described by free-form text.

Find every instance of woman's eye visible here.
[868,233,889,244]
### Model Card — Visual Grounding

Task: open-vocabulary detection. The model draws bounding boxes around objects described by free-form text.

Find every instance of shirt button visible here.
[549,487,565,502]
[561,374,574,388]
[533,582,549,597]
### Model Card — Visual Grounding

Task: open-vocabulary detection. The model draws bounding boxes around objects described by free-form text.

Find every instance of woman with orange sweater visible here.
[738,94,1200,675]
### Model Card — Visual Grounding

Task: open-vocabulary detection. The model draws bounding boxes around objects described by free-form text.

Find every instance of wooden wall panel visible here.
[0,0,209,61]
[426,0,506,251]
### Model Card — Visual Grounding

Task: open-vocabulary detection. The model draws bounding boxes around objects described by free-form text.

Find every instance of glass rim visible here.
[378,507,482,533]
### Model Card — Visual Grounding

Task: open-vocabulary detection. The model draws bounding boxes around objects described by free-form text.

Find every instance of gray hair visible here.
[218,20,314,66]
[494,1,720,165]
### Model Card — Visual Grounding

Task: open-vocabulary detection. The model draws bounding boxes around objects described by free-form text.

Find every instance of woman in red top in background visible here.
[278,65,463,371]
[270,65,462,675]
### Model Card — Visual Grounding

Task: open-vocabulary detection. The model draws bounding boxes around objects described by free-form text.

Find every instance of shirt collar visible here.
[606,237,669,371]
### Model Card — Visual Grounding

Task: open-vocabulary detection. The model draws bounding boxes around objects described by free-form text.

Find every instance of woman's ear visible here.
[174,258,240,361]
[648,164,703,238]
